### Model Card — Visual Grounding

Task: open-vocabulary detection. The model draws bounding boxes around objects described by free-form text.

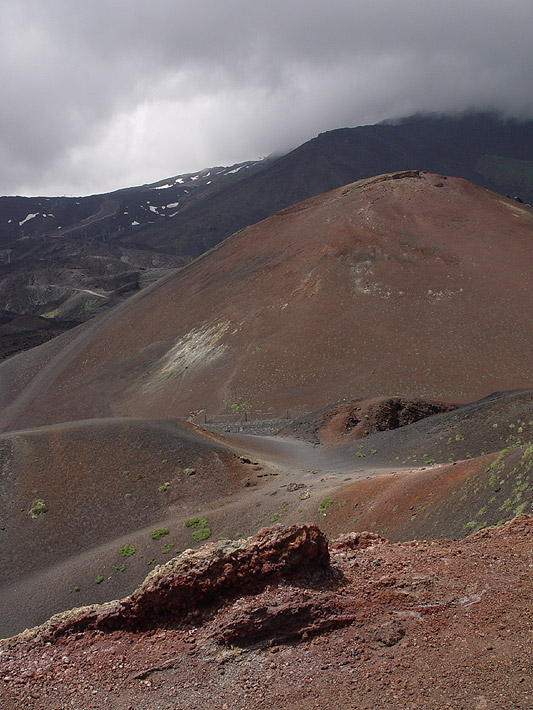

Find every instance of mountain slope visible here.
[0,416,261,637]
[1,112,531,330]
[0,160,266,336]
[1,170,531,432]
[120,112,533,256]
[1,387,531,638]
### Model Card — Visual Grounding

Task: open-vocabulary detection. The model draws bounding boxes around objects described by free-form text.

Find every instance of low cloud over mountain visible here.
[1,1,532,196]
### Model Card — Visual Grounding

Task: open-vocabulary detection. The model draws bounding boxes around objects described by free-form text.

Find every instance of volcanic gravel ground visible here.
[0,517,531,709]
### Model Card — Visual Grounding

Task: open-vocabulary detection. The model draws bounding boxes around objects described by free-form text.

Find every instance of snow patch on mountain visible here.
[19,213,39,226]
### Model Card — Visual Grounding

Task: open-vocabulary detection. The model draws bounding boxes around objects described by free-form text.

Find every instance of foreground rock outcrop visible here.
[15,524,330,642]
[1,518,532,709]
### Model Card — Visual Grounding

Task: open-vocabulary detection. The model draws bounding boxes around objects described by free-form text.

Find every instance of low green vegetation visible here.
[150,528,170,540]
[269,500,289,525]
[193,528,212,541]
[401,424,533,539]
[230,400,252,414]
[40,308,61,319]
[185,516,211,542]
[163,541,180,554]
[185,516,208,528]
[118,544,136,557]
[84,298,99,313]
[95,575,104,585]
[318,497,333,516]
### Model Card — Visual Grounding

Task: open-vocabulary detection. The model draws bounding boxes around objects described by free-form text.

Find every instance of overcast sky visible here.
[1,0,532,197]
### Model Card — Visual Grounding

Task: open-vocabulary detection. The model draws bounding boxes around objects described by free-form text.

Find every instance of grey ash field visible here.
[0,388,531,638]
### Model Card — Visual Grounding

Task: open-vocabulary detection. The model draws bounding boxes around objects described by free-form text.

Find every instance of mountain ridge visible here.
[1,112,532,345]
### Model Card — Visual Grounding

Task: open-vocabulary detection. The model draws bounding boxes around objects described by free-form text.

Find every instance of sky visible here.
[1,0,532,197]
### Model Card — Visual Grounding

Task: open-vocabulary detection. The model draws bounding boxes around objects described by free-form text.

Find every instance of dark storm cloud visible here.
[1,0,532,195]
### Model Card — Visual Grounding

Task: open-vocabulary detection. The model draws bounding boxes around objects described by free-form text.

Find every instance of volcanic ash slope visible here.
[1,170,532,430]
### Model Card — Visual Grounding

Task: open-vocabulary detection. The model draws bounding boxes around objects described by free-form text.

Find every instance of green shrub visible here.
[193,527,211,541]
[185,516,208,529]
[318,498,333,515]
[151,528,170,540]
[118,544,136,557]
[95,575,104,584]
[185,515,211,541]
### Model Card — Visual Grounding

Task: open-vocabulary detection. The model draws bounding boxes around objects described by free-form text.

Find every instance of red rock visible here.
[37,524,330,640]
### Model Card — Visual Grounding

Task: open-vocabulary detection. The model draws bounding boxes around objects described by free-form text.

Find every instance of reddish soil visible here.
[281,395,458,444]
[320,447,533,542]
[1,518,531,710]
[1,171,532,431]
